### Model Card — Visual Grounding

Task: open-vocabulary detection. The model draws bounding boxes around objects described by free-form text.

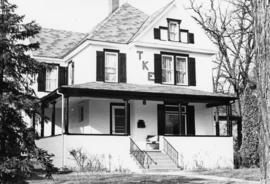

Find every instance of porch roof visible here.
[42,82,237,105]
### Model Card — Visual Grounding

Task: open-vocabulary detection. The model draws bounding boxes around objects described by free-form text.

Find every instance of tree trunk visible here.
[254,0,270,183]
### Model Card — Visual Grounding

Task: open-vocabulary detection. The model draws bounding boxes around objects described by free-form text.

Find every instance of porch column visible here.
[64,96,69,134]
[226,104,232,136]
[215,107,220,136]
[40,103,45,138]
[124,99,129,135]
[51,101,56,136]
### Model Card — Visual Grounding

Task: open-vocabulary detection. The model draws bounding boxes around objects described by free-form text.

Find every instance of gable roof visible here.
[88,3,148,44]
[32,28,87,59]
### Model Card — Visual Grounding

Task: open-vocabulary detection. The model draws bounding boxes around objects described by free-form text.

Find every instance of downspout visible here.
[56,90,65,169]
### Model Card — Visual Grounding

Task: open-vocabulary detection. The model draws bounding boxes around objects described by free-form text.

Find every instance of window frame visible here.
[104,51,119,83]
[175,56,188,85]
[161,55,175,85]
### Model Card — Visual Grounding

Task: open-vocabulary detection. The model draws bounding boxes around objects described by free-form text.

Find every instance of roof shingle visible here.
[32,28,87,59]
[88,3,148,44]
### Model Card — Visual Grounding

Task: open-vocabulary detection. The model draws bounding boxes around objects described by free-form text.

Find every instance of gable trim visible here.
[130,0,176,43]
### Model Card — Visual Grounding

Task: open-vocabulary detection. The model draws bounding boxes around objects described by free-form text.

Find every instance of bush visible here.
[240,88,260,167]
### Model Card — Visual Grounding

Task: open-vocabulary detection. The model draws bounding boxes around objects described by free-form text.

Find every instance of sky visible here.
[13,0,174,33]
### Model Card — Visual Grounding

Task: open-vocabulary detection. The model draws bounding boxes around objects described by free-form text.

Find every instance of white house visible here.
[32,0,236,172]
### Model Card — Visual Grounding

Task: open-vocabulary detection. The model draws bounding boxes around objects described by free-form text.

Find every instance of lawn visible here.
[27,169,260,184]
[193,168,260,181]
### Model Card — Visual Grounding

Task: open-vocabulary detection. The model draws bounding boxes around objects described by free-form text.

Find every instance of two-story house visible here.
[33,0,236,172]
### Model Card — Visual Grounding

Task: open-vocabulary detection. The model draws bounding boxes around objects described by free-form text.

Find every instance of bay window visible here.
[105,52,118,82]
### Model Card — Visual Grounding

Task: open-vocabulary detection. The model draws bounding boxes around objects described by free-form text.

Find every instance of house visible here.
[32,0,236,172]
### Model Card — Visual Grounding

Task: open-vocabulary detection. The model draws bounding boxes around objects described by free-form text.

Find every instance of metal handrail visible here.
[163,137,179,167]
[129,138,156,169]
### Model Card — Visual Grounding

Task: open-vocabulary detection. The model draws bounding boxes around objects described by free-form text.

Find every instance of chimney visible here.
[108,0,119,15]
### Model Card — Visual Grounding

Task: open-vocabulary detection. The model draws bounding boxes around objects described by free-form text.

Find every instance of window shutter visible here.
[187,106,195,135]
[96,51,105,81]
[37,68,46,91]
[58,66,68,87]
[119,53,126,83]
[154,28,160,39]
[127,104,130,135]
[188,57,196,86]
[157,104,165,135]
[154,54,162,83]
[188,33,194,44]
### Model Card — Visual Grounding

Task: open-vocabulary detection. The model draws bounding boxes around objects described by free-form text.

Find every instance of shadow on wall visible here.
[68,148,130,173]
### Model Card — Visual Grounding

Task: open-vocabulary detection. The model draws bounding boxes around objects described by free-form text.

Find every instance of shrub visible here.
[240,88,260,167]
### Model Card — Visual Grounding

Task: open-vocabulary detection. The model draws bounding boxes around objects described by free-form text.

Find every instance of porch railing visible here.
[163,137,179,167]
[129,138,156,169]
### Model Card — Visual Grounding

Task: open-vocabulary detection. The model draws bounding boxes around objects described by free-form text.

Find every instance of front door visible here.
[110,103,130,135]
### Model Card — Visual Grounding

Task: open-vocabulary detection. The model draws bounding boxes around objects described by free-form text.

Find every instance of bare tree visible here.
[253,0,270,183]
[189,0,255,148]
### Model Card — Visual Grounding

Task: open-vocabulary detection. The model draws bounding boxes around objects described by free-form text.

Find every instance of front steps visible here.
[145,151,179,171]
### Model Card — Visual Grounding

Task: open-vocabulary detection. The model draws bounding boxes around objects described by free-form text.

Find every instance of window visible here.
[176,57,188,85]
[162,55,174,84]
[165,106,187,135]
[105,52,118,82]
[169,21,179,41]
[45,66,58,91]
[112,105,126,134]
[180,31,188,43]
[160,28,168,40]
[68,61,74,85]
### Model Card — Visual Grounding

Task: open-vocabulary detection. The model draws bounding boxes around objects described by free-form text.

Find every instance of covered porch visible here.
[34,82,236,170]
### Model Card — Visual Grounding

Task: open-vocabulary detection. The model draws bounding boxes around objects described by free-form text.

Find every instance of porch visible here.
[34,82,236,170]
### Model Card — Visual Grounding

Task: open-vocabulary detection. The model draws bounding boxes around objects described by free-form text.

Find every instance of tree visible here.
[253,0,270,183]
[0,0,54,182]
[189,0,256,157]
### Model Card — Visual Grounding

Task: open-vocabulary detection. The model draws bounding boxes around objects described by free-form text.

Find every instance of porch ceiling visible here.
[41,82,237,104]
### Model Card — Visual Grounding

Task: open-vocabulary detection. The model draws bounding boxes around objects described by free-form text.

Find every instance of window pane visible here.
[46,66,58,91]
[176,57,187,84]
[165,111,179,135]
[105,52,118,82]
[114,108,125,134]
[160,29,168,40]
[169,22,179,41]
[162,55,174,83]
[180,32,188,43]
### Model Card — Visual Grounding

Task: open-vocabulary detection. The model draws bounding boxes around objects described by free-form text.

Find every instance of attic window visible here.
[168,21,179,41]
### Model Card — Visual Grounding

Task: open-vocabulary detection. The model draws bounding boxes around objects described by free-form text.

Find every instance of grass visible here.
[192,168,260,181]
[27,169,259,184]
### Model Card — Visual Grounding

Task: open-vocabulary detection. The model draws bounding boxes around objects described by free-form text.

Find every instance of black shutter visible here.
[58,66,68,87]
[157,104,165,135]
[188,57,196,86]
[119,53,126,83]
[37,68,46,91]
[154,28,160,39]
[96,51,105,81]
[188,33,194,44]
[154,54,162,83]
[187,106,195,135]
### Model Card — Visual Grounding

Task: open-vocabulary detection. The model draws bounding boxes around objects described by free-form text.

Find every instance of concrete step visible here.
[145,151,179,170]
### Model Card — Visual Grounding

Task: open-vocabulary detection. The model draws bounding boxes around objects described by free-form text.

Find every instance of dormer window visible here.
[168,21,179,41]
[105,52,118,82]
